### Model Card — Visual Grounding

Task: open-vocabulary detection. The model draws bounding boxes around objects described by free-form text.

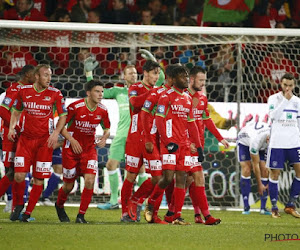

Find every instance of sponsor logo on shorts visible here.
[191,156,201,167]
[162,154,176,165]
[87,160,98,172]
[2,151,6,162]
[36,161,51,173]
[272,161,278,167]
[184,156,192,166]
[149,160,162,171]
[14,157,24,167]
[8,152,15,163]
[63,168,76,179]
[126,155,140,168]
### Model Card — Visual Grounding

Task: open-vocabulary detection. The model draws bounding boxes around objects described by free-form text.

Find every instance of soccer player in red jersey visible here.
[120,60,161,222]
[127,65,177,223]
[186,66,229,225]
[145,65,203,225]
[0,65,35,206]
[8,64,67,222]
[55,80,110,223]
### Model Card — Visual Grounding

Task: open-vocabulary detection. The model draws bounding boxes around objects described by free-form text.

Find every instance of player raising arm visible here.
[267,73,300,219]
[55,80,110,223]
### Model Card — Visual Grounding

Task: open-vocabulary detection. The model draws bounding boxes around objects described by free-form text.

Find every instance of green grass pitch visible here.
[0,206,299,249]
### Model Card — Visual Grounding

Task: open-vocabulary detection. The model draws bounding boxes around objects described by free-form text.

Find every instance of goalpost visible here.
[1,20,300,209]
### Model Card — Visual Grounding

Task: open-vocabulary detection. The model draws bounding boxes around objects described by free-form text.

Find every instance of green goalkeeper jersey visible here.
[103,86,130,136]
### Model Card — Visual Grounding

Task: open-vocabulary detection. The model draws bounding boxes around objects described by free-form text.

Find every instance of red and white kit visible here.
[125,81,152,174]
[62,99,110,182]
[14,85,67,179]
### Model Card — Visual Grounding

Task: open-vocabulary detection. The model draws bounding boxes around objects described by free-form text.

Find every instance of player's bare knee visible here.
[126,172,137,183]
[63,182,74,193]
[106,159,118,171]
[151,175,161,185]
[53,164,63,174]
[14,172,26,183]
[270,169,280,180]
[33,178,44,186]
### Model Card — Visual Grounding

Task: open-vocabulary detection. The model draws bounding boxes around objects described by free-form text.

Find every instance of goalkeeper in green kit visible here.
[84,51,165,210]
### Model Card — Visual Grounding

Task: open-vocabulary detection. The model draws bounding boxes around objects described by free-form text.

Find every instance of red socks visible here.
[121,179,134,216]
[56,187,69,208]
[24,184,43,215]
[0,175,12,197]
[79,188,93,215]
[173,187,186,219]
[195,186,210,217]
[165,179,174,207]
[130,178,154,204]
[12,180,26,206]
[148,184,165,205]
[189,182,201,215]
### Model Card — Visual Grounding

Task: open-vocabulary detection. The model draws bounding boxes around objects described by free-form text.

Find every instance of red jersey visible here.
[65,99,110,151]
[141,85,169,143]
[156,86,194,146]
[0,81,27,137]
[128,81,152,139]
[14,85,67,139]
[186,89,223,147]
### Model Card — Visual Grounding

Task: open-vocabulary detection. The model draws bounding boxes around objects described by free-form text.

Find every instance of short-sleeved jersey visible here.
[186,89,209,145]
[103,86,130,133]
[128,81,151,138]
[142,85,169,142]
[14,85,67,139]
[268,92,300,148]
[156,86,194,146]
[237,121,270,154]
[1,82,25,112]
[65,98,110,150]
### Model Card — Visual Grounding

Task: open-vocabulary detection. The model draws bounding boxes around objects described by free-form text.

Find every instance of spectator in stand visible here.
[32,0,45,16]
[3,0,47,21]
[70,0,91,23]
[256,47,297,103]
[102,0,133,24]
[87,8,100,23]
[54,8,70,22]
[0,0,14,18]
[148,0,172,25]
[137,8,155,25]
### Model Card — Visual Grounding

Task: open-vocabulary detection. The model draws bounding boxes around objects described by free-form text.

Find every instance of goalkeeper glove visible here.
[139,49,157,62]
[84,56,99,82]
[166,142,179,153]
[197,147,204,162]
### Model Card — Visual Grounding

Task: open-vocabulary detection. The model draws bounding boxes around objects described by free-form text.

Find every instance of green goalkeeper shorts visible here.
[108,135,127,162]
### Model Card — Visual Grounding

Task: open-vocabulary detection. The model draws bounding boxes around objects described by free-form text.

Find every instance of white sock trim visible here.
[139,172,147,178]
[53,172,61,178]
[261,178,268,182]
[108,170,118,175]
[241,175,251,179]
[269,178,279,184]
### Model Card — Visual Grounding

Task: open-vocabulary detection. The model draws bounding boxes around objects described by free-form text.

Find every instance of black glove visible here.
[197,147,204,162]
[166,142,179,153]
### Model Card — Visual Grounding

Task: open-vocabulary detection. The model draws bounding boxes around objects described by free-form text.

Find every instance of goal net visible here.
[1,20,300,209]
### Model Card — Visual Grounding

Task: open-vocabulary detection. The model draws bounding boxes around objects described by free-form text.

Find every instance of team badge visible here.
[143,100,152,109]
[157,105,165,114]
[129,90,137,97]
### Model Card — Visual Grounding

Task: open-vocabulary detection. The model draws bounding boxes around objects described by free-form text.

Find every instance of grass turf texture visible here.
[0,206,299,249]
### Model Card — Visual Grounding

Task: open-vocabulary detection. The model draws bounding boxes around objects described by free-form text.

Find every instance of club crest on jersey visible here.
[143,100,152,109]
[129,90,137,97]
[157,105,165,114]
[95,115,102,120]
[43,96,51,101]
[269,104,274,110]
